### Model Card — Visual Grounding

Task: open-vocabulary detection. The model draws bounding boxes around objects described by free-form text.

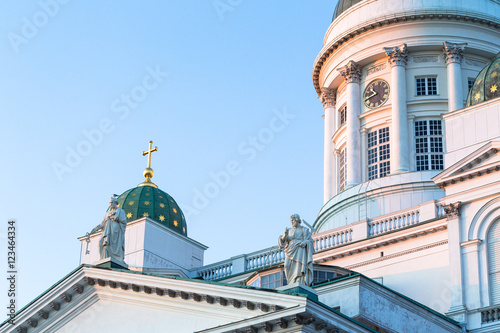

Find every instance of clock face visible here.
[363,79,390,109]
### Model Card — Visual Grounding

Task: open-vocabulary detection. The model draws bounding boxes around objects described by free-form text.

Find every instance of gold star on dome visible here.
[475,93,481,101]
[477,79,482,85]
[132,193,136,196]
[146,193,150,196]
[129,201,135,206]
[159,215,165,222]
[117,203,120,207]
[126,212,132,219]
[173,220,178,227]
[173,208,177,213]
[492,71,498,78]
[143,212,149,217]
[491,85,498,93]
[159,203,165,208]
[159,195,163,198]
[144,201,150,206]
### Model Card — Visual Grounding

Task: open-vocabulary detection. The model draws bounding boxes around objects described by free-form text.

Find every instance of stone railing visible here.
[246,246,284,271]
[369,208,420,236]
[196,200,445,280]
[481,306,500,323]
[197,261,233,280]
[314,228,353,251]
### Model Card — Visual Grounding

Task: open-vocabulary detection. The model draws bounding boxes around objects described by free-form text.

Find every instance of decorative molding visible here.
[413,56,438,63]
[465,57,488,68]
[441,202,462,220]
[384,44,408,67]
[313,13,500,94]
[345,240,448,269]
[38,310,48,320]
[320,88,336,108]
[49,301,60,311]
[365,63,387,77]
[337,60,361,84]
[443,41,467,64]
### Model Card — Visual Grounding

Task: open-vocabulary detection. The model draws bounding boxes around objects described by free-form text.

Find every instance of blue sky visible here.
[0,1,336,310]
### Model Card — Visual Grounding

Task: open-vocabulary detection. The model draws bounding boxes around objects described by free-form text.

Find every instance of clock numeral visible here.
[383,94,388,99]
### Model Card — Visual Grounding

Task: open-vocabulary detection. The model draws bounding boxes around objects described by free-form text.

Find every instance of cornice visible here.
[313,12,500,95]
[313,219,447,265]
[344,240,448,270]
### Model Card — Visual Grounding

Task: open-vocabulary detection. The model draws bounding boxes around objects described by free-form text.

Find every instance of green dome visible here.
[467,54,500,107]
[113,186,187,236]
[332,0,364,21]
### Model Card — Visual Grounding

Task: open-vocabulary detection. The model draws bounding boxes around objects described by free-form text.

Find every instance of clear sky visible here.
[0,1,337,311]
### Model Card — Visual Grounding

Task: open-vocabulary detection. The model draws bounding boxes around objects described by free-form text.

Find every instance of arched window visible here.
[487,218,500,304]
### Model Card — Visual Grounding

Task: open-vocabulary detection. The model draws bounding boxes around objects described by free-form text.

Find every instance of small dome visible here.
[466,54,500,107]
[113,186,187,236]
[332,0,364,21]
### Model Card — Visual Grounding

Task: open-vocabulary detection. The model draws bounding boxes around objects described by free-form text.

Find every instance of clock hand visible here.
[364,92,376,101]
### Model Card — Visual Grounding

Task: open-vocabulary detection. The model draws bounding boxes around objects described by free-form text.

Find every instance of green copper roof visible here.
[332,0,365,21]
[113,186,187,236]
[467,54,500,107]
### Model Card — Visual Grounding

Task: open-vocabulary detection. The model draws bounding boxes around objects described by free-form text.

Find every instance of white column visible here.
[385,44,409,173]
[320,88,336,203]
[338,60,362,187]
[443,202,467,322]
[443,42,467,112]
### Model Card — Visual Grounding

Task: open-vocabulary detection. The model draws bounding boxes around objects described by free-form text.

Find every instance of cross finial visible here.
[142,140,158,169]
[138,140,159,188]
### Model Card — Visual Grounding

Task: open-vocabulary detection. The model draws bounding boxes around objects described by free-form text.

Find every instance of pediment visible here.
[1,266,297,333]
[433,141,500,187]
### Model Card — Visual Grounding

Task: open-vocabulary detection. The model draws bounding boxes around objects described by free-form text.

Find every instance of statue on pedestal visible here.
[278,214,314,286]
[91,195,127,262]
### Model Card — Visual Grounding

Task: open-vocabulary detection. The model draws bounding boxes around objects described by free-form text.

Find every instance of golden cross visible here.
[142,141,158,169]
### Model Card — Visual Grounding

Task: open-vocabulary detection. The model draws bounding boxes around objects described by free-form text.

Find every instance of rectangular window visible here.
[339,148,347,191]
[415,120,444,171]
[468,78,475,93]
[367,127,390,180]
[339,105,347,127]
[416,77,437,96]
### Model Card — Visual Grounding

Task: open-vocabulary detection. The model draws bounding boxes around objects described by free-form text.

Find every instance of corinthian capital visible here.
[441,201,462,220]
[384,44,408,67]
[443,42,467,64]
[337,60,361,84]
[319,88,336,108]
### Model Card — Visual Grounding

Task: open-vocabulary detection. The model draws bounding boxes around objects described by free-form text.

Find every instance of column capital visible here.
[384,44,408,67]
[443,42,467,64]
[441,201,462,220]
[337,60,361,84]
[319,88,336,108]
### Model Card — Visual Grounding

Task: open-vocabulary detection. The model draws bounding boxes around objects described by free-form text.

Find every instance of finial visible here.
[138,140,158,188]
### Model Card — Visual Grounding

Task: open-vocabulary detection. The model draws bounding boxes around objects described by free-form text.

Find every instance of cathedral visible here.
[4,0,500,332]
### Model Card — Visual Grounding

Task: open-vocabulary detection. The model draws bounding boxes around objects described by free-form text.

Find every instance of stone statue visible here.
[91,196,127,262]
[278,214,314,286]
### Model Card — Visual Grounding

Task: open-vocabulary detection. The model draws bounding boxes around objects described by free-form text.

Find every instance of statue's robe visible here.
[97,208,127,262]
[278,226,314,285]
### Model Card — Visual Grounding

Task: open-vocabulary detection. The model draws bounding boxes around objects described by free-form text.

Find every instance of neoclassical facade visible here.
[5,1,500,332]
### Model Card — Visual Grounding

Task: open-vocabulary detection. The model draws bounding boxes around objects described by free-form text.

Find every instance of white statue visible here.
[278,214,314,286]
[91,196,127,262]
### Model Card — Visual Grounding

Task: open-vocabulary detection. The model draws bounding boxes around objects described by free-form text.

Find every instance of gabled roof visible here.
[433,141,500,188]
[1,265,375,333]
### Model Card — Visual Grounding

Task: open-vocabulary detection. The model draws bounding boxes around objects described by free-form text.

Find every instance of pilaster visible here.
[443,201,467,322]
